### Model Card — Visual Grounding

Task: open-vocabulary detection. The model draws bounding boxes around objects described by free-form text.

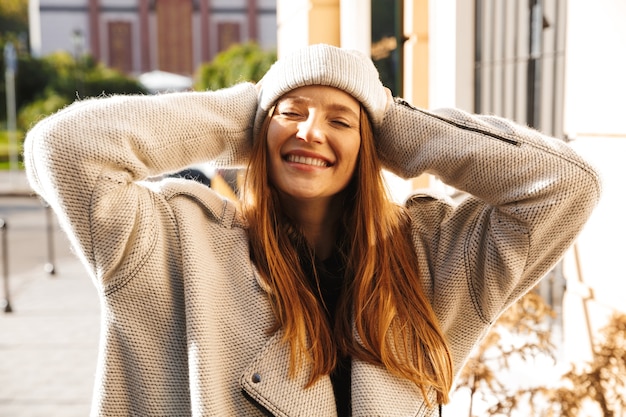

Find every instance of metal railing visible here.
[1,218,12,313]
[44,204,56,275]
[1,200,57,314]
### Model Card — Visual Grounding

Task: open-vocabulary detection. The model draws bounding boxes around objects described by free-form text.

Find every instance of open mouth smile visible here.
[285,154,331,167]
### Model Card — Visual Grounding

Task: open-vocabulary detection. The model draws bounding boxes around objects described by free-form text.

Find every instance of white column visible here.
[429,0,457,109]
[276,0,342,57]
[276,0,310,57]
[340,0,371,54]
[29,0,42,57]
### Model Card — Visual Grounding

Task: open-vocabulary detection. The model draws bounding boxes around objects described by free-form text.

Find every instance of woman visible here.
[24,44,600,416]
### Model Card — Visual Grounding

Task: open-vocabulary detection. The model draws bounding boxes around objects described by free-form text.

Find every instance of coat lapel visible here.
[241,331,337,417]
[351,359,438,417]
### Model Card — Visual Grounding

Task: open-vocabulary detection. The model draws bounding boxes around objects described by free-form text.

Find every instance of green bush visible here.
[40,52,146,100]
[18,93,69,132]
[195,42,276,90]
[82,63,146,97]
[0,54,55,118]
[2,51,146,130]
[38,51,81,100]
[0,129,23,166]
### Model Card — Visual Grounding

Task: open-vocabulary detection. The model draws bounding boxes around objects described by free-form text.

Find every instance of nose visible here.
[296,114,325,144]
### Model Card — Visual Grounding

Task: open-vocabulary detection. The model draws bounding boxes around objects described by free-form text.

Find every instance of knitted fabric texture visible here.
[254,43,388,138]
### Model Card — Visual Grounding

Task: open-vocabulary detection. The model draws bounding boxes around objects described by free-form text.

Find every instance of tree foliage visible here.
[195,42,276,91]
[0,0,28,39]
[16,51,146,131]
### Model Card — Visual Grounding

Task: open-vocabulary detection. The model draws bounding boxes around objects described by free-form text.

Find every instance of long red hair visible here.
[242,105,453,404]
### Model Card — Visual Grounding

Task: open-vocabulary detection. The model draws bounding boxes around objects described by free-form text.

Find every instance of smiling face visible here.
[266,85,362,206]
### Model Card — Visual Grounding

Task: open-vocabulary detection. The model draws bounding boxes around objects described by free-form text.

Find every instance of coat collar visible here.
[241,330,438,417]
[240,331,337,416]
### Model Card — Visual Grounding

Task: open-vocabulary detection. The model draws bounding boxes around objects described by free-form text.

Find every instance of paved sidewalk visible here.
[0,170,31,197]
[0,257,99,417]
[0,171,100,417]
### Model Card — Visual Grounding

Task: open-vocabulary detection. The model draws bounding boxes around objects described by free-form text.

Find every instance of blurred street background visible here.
[0,171,99,417]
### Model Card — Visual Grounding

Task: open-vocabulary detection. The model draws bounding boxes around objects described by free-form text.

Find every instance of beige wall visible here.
[403,0,429,109]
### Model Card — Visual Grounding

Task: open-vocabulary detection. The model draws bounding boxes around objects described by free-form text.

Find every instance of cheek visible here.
[265,125,289,188]
[266,123,283,164]
[340,138,361,171]
[266,117,293,145]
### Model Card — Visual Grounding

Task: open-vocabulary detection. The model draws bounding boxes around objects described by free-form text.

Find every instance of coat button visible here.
[252,373,262,383]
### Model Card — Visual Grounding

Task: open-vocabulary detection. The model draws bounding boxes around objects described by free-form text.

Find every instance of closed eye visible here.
[331,119,352,128]
[280,111,302,117]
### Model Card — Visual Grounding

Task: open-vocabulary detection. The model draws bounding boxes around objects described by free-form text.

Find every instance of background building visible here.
[29,0,277,75]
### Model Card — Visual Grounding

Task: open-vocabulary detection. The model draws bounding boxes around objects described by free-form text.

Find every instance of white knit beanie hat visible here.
[254,43,388,138]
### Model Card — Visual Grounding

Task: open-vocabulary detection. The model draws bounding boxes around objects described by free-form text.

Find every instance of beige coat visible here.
[24,83,600,416]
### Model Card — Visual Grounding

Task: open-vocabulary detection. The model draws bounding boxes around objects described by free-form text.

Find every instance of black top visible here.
[302,249,351,417]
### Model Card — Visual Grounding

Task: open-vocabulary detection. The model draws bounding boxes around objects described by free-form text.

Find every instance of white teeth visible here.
[286,154,328,167]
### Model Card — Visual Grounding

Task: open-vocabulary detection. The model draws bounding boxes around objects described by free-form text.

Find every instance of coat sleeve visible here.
[23,83,258,286]
[376,98,601,334]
